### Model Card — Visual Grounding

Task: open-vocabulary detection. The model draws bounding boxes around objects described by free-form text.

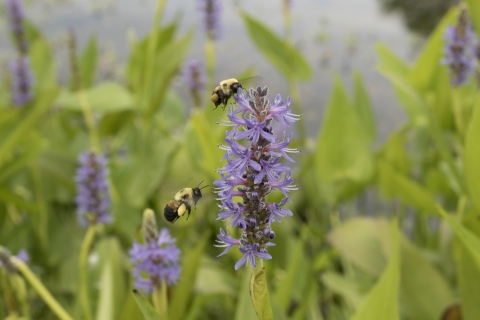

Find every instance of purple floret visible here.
[129,228,181,294]
[75,152,112,227]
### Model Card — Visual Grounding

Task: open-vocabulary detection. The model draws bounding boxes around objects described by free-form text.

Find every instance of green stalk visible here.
[11,273,31,320]
[79,226,97,320]
[153,280,168,319]
[78,90,101,154]
[426,110,467,195]
[12,258,74,320]
[452,88,465,139]
[30,163,48,252]
[205,39,216,108]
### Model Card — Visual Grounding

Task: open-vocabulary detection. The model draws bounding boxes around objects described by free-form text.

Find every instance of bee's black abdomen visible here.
[164,205,179,223]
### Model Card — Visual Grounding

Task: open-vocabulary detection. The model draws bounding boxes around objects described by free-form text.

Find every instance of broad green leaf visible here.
[328,217,389,277]
[377,160,438,215]
[95,238,126,320]
[464,94,480,213]
[432,67,454,130]
[375,43,410,77]
[315,75,373,187]
[377,127,410,174]
[29,38,57,90]
[56,82,134,113]
[321,272,364,309]
[377,65,429,126]
[455,242,480,320]
[353,71,376,142]
[437,206,480,266]
[400,236,454,320]
[465,0,480,35]
[250,267,274,320]
[0,88,58,167]
[158,90,186,131]
[274,228,308,312]
[80,36,98,88]
[350,219,400,320]
[240,12,312,81]
[408,8,458,92]
[147,29,194,114]
[169,233,209,320]
[194,259,237,296]
[132,290,162,320]
[189,110,224,181]
[235,269,258,320]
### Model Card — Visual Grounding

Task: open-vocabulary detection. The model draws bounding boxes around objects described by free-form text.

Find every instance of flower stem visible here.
[78,90,101,154]
[79,225,97,320]
[12,258,74,320]
[205,39,215,107]
[452,88,465,139]
[250,260,274,320]
[153,280,168,319]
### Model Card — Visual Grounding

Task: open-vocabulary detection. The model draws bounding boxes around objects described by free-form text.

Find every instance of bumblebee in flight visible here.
[210,78,243,109]
[164,181,209,223]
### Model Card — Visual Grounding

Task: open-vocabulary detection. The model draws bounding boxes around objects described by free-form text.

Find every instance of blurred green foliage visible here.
[2,1,480,319]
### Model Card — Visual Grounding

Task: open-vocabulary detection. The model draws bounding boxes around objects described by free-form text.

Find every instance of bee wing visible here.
[237,76,263,90]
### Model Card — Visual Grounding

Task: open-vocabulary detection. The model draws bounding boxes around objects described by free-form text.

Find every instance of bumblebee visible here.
[210,78,243,109]
[164,181,209,223]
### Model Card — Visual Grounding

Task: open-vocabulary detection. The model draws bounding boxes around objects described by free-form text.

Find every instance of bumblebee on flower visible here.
[214,86,299,269]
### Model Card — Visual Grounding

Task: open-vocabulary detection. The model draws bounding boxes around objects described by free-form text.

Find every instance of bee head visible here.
[192,180,209,207]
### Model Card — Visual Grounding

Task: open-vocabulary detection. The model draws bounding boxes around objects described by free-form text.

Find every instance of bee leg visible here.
[186,208,191,220]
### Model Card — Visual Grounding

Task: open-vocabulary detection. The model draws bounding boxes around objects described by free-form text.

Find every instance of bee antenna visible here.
[197,180,205,188]
[199,184,210,190]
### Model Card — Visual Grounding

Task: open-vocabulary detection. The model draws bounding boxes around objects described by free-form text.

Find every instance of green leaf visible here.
[455,242,480,320]
[465,0,480,35]
[29,38,57,90]
[240,12,312,81]
[376,160,438,215]
[80,36,98,88]
[250,267,274,320]
[315,75,373,188]
[464,94,480,213]
[328,217,389,277]
[274,228,308,312]
[132,290,162,320]
[437,206,480,266]
[351,219,400,320]
[408,8,458,92]
[375,43,410,78]
[353,71,376,142]
[377,65,429,126]
[168,233,209,320]
[95,238,126,320]
[377,127,410,174]
[147,29,194,114]
[56,82,134,113]
[400,236,454,320]
[321,272,364,309]
[235,269,258,320]
[0,88,58,167]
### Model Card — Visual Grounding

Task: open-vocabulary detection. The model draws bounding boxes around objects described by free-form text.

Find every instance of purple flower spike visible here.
[6,0,28,53]
[442,10,478,86]
[214,86,299,269]
[182,59,206,107]
[10,57,34,106]
[129,228,181,294]
[75,151,112,227]
[198,0,222,40]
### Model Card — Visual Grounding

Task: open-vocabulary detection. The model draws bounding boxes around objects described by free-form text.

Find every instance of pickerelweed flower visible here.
[129,228,181,294]
[6,0,28,54]
[198,0,222,40]
[10,57,34,106]
[0,246,29,273]
[442,9,478,86]
[182,59,206,108]
[214,87,299,269]
[75,152,112,227]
